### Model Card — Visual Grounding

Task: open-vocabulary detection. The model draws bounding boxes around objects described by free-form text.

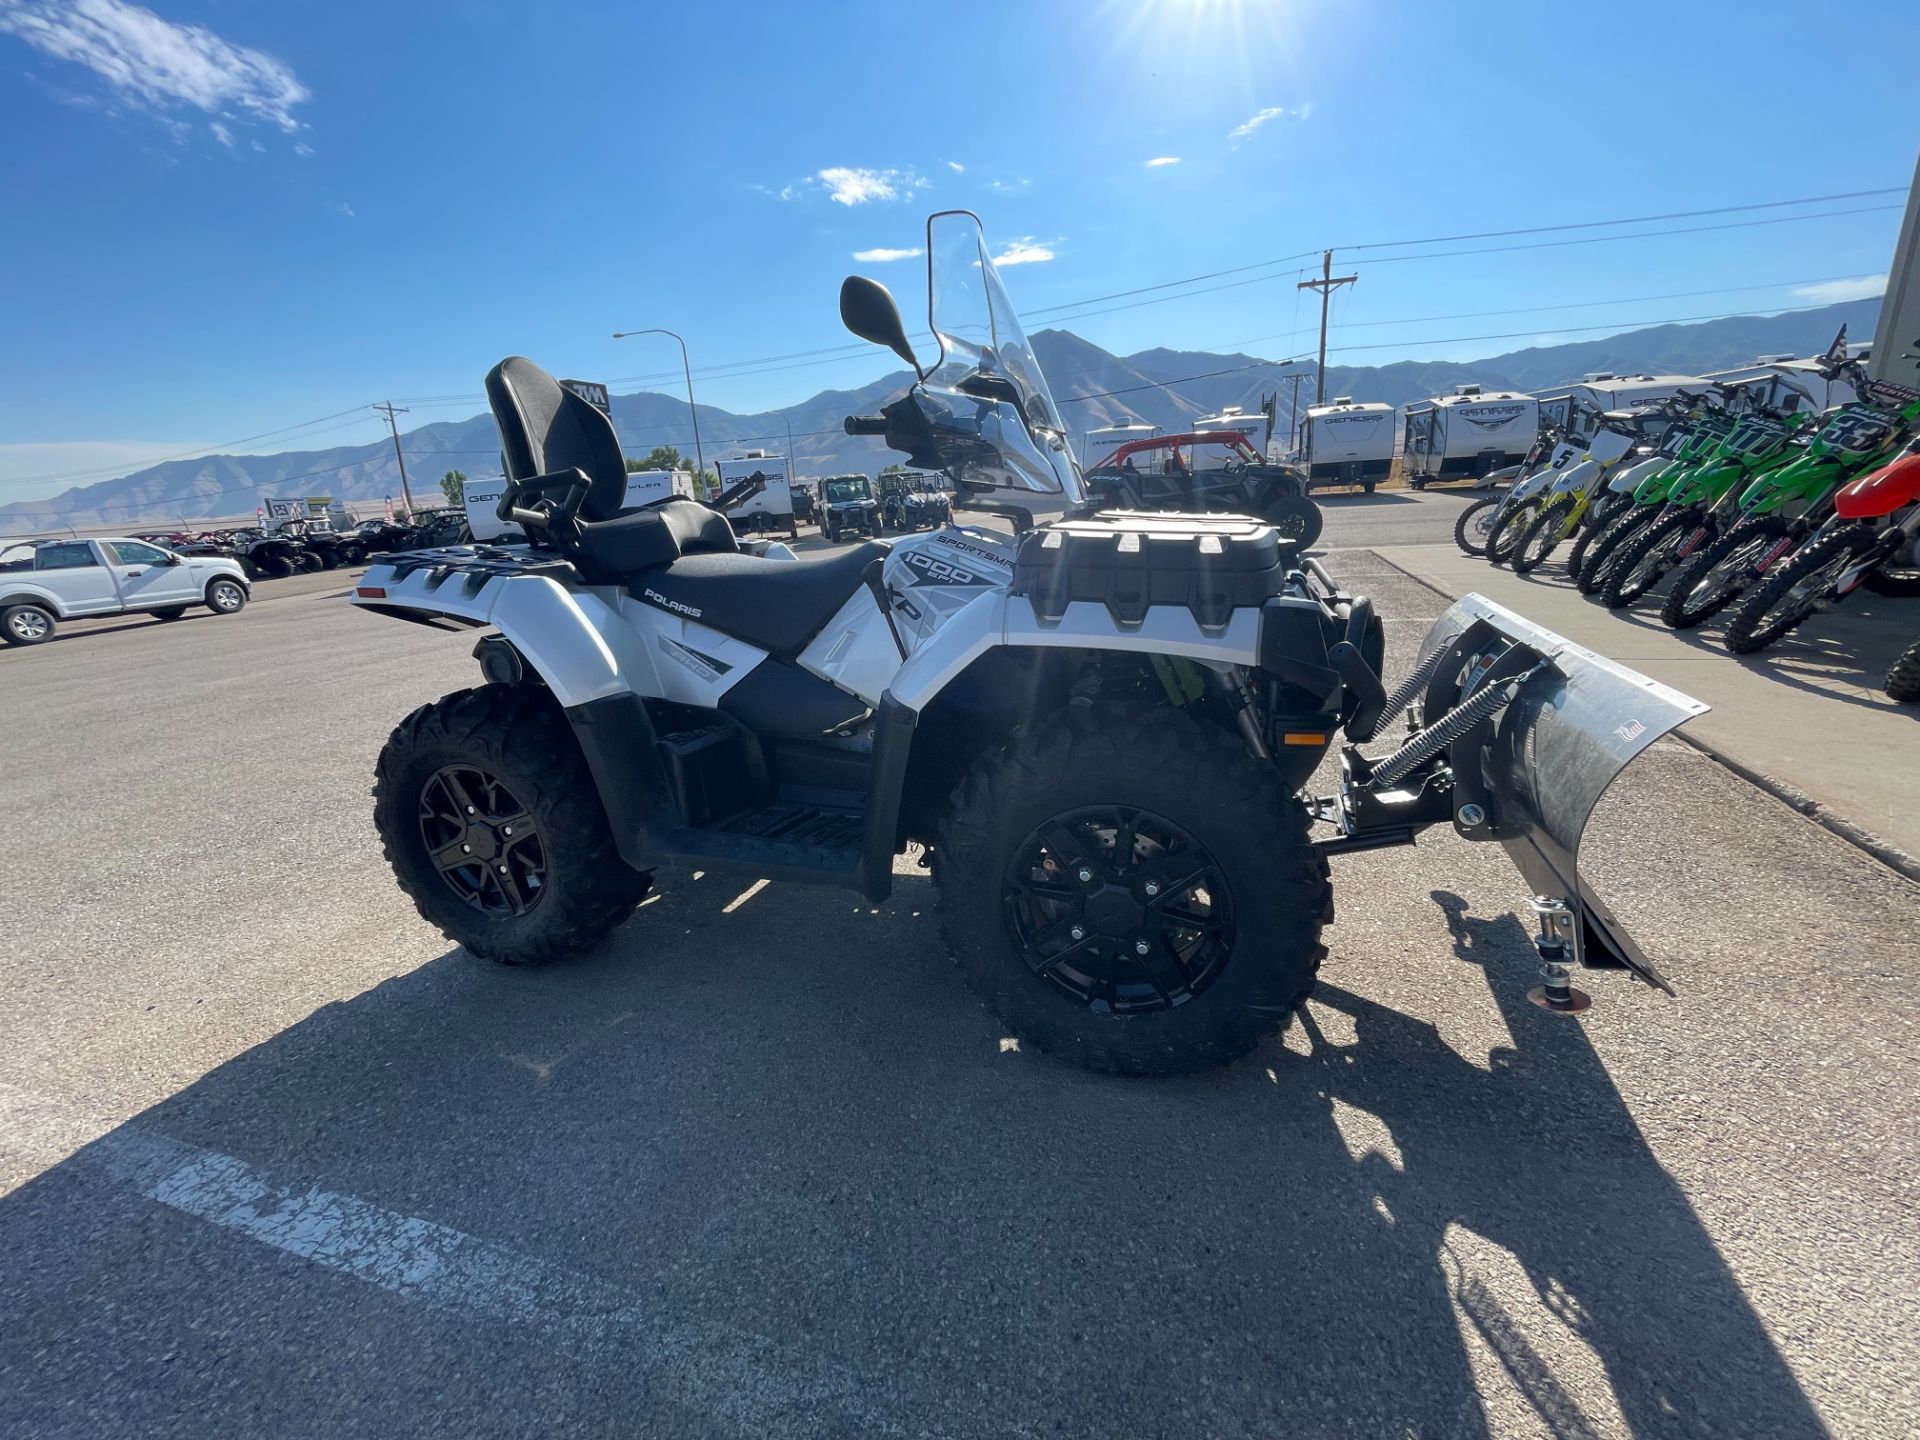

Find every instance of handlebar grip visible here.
[844,415,888,436]
[508,506,550,530]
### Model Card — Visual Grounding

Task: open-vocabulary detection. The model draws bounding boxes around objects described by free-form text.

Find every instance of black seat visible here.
[485,356,739,579]
[634,542,888,656]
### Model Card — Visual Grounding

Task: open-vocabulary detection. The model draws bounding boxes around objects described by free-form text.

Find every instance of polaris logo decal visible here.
[1459,404,1527,431]
[643,587,702,619]
[657,636,731,682]
[932,534,1011,568]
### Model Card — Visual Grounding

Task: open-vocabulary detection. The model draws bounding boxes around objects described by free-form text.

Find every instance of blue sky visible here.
[1,0,1915,502]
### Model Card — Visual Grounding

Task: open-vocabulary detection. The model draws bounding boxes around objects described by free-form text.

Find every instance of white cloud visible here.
[993,238,1055,267]
[1793,274,1887,304]
[945,160,964,173]
[294,141,313,157]
[1145,156,1180,167]
[209,119,231,146]
[815,166,927,206]
[0,0,310,136]
[1230,103,1310,140]
[852,246,923,263]
[331,201,354,217]
[985,177,1030,193]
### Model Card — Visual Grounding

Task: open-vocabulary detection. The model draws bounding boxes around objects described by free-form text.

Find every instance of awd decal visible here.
[657,636,732,683]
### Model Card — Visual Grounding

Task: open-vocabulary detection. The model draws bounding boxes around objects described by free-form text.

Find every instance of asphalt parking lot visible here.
[3,492,1916,1438]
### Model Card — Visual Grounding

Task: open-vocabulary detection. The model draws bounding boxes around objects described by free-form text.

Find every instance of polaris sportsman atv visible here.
[353,211,1707,1076]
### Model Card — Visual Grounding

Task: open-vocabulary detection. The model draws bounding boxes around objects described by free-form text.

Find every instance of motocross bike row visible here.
[1452,348,1920,704]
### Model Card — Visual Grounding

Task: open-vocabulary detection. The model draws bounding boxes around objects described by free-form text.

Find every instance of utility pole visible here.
[1284,370,1309,453]
[373,402,416,518]
[1297,250,1358,408]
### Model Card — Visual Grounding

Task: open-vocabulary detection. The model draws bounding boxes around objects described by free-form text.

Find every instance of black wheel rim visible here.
[1002,806,1234,1014]
[1682,534,1775,616]
[1268,505,1310,541]
[418,765,546,916]
[1754,551,1854,643]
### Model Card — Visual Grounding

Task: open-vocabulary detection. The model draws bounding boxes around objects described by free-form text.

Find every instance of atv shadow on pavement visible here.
[0,872,1826,1438]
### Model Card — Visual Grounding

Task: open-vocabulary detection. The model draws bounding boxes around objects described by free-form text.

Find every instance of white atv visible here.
[353,211,1707,1076]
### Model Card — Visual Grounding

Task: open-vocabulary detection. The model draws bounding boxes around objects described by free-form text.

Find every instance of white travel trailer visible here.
[715,452,797,537]
[1080,422,1161,466]
[1562,372,1706,416]
[1193,405,1269,455]
[1298,397,1395,492]
[1401,385,1539,488]
[1701,356,1860,414]
[466,469,692,542]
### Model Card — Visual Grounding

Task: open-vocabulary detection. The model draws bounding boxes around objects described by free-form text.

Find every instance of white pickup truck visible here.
[0,537,251,647]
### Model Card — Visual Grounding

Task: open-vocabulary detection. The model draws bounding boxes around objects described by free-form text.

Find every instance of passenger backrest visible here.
[485,356,628,522]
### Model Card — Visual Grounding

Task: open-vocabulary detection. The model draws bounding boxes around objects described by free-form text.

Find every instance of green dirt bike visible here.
[1597,407,1811,609]
[1660,384,1920,628]
[1573,403,1739,594]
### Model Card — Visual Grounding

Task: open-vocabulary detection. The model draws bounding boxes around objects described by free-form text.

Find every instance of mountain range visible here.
[4,297,1880,532]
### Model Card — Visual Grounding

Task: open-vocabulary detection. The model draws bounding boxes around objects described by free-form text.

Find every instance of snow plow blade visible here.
[1409,593,1709,993]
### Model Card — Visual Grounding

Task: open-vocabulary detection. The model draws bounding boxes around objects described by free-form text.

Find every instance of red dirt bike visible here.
[1724,433,1920,654]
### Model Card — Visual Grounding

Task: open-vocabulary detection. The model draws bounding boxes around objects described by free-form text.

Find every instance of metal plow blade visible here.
[1411,593,1709,993]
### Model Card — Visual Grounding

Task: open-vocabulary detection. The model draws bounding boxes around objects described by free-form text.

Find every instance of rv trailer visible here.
[1401,385,1539,488]
[1298,397,1395,492]
[714,451,798,538]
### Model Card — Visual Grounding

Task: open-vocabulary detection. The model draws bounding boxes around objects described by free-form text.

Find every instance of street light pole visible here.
[611,327,704,479]
[780,413,795,472]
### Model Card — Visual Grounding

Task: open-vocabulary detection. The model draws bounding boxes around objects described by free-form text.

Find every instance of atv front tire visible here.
[373,685,652,963]
[933,705,1328,1077]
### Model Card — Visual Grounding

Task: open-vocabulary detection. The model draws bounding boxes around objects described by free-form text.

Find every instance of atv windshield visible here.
[824,478,872,502]
[926,211,1065,437]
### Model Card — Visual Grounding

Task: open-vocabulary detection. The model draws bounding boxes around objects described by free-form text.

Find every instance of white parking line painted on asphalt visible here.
[0,1082,923,1437]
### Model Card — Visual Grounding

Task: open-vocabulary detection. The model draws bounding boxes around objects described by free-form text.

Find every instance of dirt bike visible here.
[1458,429,1589,562]
[1659,379,1920,629]
[347,210,1707,1078]
[1724,425,1920,654]
[1597,404,1812,609]
[1506,410,1667,575]
[1572,386,1801,597]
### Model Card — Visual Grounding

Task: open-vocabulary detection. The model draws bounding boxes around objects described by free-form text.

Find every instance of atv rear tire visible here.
[373,684,652,963]
[933,705,1328,1077]
[1263,493,1323,551]
[1453,496,1499,556]
[1887,641,1920,704]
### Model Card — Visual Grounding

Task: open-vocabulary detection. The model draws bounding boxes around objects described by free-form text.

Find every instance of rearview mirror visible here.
[840,276,923,377]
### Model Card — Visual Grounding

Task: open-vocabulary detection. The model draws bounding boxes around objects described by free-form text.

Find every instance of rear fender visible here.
[1410,594,1708,991]
[352,562,642,708]
[1835,451,1920,519]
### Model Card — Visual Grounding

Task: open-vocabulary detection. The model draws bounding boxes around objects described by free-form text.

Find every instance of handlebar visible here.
[844,414,888,436]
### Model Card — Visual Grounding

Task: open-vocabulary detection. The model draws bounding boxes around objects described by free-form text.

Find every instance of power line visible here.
[1339,187,1907,251]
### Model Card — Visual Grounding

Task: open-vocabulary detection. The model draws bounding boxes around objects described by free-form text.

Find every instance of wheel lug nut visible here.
[1077,868,1093,882]
[503,826,512,836]
[466,806,476,815]
[1134,939,1151,956]
[461,844,471,853]
[498,864,508,874]
[1070,925,1085,940]
[1144,881,1160,897]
